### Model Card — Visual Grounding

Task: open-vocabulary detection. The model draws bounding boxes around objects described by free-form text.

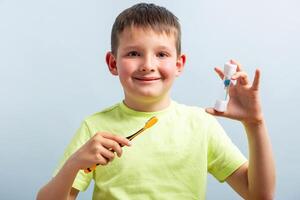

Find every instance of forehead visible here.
[118,26,177,49]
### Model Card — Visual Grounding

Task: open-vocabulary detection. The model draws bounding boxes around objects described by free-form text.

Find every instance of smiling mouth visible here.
[134,77,161,81]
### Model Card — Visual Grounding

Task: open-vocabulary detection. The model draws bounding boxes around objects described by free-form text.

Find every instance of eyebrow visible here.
[156,45,173,51]
[121,46,141,51]
[122,45,173,52]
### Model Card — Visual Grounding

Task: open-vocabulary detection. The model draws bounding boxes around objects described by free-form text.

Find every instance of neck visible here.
[123,95,171,112]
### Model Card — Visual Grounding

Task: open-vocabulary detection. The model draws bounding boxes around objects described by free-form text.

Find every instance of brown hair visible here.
[111,3,181,56]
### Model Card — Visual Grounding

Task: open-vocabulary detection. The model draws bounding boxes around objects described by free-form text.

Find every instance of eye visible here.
[127,51,140,57]
[157,52,169,58]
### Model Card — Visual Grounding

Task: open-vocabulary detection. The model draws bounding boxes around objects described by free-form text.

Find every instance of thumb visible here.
[205,107,226,117]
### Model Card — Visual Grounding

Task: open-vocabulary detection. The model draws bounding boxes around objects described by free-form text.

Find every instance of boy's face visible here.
[106,27,185,109]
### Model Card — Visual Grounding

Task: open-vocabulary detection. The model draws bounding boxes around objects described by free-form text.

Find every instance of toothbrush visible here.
[84,116,158,173]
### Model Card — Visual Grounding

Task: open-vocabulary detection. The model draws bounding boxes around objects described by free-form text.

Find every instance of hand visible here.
[206,59,264,125]
[68,132,131,170]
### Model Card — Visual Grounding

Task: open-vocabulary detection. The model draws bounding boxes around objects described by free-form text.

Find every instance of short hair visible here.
[111,3,181,56]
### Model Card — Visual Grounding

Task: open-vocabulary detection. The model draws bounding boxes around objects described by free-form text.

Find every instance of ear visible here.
[175,54,186,77]
[106,51,118,76]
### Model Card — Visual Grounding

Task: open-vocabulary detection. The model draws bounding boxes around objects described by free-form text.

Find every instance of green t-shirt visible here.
[54,101,247,199]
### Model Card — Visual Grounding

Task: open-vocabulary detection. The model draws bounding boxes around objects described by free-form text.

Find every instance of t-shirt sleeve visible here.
[207,115,247,182]
[53,121,93,191]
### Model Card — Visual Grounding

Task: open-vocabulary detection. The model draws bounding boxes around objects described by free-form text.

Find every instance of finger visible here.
[98,146,115,161]
[96,153,109,165]
[251,68,261,91]
[230,59,243,72]
[101,138,123,157]
[231,71,250,85]
[214,67,224,79]
[205,107,226,117]
[102,132,132,147]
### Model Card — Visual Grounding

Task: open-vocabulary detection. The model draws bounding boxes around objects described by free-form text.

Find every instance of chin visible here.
[138,88,163,96]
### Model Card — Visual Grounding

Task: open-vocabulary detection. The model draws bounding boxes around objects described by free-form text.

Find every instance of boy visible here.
[37,3,275,200]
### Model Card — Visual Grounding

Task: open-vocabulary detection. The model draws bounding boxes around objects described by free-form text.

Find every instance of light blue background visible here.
[1,0,299,199]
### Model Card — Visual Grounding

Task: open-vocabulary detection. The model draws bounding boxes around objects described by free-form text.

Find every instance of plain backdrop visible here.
[1,0,299,199]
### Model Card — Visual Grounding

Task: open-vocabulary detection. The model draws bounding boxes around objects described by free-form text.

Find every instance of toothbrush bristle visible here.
[145,116,158,128]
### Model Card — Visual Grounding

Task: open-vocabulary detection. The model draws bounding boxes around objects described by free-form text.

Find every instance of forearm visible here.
[37,158,79,200]
[244,120,275,200]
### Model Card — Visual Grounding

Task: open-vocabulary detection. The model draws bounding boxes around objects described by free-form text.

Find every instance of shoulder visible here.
[82,103,121,126]
[170,101,220,132]
[172,101,214,121]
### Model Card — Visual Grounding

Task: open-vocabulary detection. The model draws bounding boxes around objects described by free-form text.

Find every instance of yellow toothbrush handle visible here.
[84,163,99,173]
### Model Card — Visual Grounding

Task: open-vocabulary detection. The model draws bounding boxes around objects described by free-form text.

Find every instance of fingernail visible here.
[128,141,132,146]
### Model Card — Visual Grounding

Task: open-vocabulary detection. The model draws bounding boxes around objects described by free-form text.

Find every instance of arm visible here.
[206,59,275,200]
[69,188,80,200]
[37,132,131,200]
[36,159,80,200]
[226,120,275,200]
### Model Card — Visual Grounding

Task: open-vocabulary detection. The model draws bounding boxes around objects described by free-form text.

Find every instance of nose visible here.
[139,55,156,72]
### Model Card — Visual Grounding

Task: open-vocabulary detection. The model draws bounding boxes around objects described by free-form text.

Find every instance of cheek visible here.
[160,61,178,78]
[117,60,134,77]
